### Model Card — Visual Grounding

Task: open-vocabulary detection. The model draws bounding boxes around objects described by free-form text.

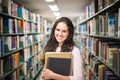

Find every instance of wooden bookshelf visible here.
[0,0,46,80]
[75,0,120,80]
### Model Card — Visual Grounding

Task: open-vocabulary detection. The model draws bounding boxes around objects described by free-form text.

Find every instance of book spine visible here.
[107,12,116,36]
[118,8,120,37]
[0,17,3,34]
[2,0,12,15]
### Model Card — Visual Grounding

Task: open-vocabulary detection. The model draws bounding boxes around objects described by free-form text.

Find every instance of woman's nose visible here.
[58,31,62,35]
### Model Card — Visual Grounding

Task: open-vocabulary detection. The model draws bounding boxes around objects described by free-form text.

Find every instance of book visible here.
[104,0,115,7]
[47,57,71,76]
[17,20,23,33]
[117,50,120,75]
[98,0,104,11]
[94,61,102,76]
[92,0,98,14]
[45,52,72,76]
[98,15,106,36]
[0,37,4,56]
[2,0,11,15]
[19,50,24,63]
[11,1,18,17]
[88,68,92,80]
[0,16,3,34]
[17,5,24,18]
[105,71,119,80]
[0,0,2,12]
[107,43,120,66]
[14,52,19,68]
[4,36,12,53]
[3,18,13,33]
[112,50,118,72]
[98,64,106,80]
[107,12,116,36]
[118,8,120,37]
[19,65,25,78]
[0,59,3,77]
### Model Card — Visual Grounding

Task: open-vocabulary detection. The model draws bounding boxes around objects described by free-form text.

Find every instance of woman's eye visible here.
[63,30,66,32]
[56,29,60,31]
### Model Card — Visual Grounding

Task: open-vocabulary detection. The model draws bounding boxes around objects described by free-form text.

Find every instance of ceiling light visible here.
[45,0,54,2]
[56,16,61,19]
[53,12,61,16]
[49,4,59,11]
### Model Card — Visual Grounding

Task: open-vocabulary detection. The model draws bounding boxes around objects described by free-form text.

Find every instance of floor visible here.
[34,67,43,80]
[35,73,42,80]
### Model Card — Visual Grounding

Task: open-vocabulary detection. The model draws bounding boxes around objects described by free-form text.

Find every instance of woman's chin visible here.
[57,40,63,43]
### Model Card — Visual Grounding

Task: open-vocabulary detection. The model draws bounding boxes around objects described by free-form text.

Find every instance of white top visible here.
[56,46,83,80]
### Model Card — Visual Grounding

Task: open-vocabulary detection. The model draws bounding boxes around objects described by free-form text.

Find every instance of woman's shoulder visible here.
[72,46,80,53]
[72,46,81,57]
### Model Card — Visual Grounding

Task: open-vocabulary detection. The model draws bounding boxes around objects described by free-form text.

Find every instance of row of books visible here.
[44,19,52,35]
[77,0,120,80]
[0,17,44,34]
[87,64,120,80]
[83,48,120,80]
[79,8,120,37]
[3,60,42,80]
[0,0,42,23]
[0,36,17,55]
[81,37,120,80]
[0,0,46,80]
[0,45,43,77]
[86,0,116,18]
[0,34,43,56]
[84,37,120,67]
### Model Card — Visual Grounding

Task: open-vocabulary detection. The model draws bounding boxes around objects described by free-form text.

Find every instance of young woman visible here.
[42,17,83,80]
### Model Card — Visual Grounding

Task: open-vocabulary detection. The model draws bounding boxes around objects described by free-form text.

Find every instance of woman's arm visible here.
[42,46,83,80]
[42,69,70,80]
[70,46,83,80]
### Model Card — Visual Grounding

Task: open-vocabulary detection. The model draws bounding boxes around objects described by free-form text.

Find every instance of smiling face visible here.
[54,22,69,47]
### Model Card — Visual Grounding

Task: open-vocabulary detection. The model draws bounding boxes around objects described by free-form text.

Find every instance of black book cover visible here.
[47,57,71,76]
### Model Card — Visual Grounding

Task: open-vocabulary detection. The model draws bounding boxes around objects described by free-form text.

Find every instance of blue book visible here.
[0,37,4,56]
[3,18,13,33]
[107,12,116,36]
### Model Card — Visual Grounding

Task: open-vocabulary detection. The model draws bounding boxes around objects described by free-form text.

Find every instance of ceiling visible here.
[13,0,92,24]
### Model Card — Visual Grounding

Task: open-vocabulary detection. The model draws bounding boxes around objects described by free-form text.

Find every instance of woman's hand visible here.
[42,69,55,79]
[42,68,70,80]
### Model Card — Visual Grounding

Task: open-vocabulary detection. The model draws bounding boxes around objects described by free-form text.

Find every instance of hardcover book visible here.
[44,52,72,76]
[2,0,11,15]
[47,57,71,76]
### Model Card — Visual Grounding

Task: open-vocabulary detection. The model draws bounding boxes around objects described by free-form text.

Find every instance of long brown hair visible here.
[43,17,75,53]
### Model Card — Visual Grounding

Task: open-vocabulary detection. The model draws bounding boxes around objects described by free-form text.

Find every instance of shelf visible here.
[93,54,120,78]
[83,46,120,78]
[84,34,120,40]
[80,0,120,24]
[0,0,45,80]
[0,12,22,20]
[33,65,43,80]
[0,33,24,36]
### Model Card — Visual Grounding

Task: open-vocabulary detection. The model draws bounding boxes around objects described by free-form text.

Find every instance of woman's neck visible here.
[58,42,63,47]
[56,47,61,52]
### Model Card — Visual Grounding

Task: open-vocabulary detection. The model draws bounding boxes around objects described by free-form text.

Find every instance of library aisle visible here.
[0,0,120,80]
[35,72,42,80]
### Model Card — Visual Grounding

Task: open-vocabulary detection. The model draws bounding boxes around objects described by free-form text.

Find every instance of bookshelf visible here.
[0,0,46,80]
[75,0,120,80]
